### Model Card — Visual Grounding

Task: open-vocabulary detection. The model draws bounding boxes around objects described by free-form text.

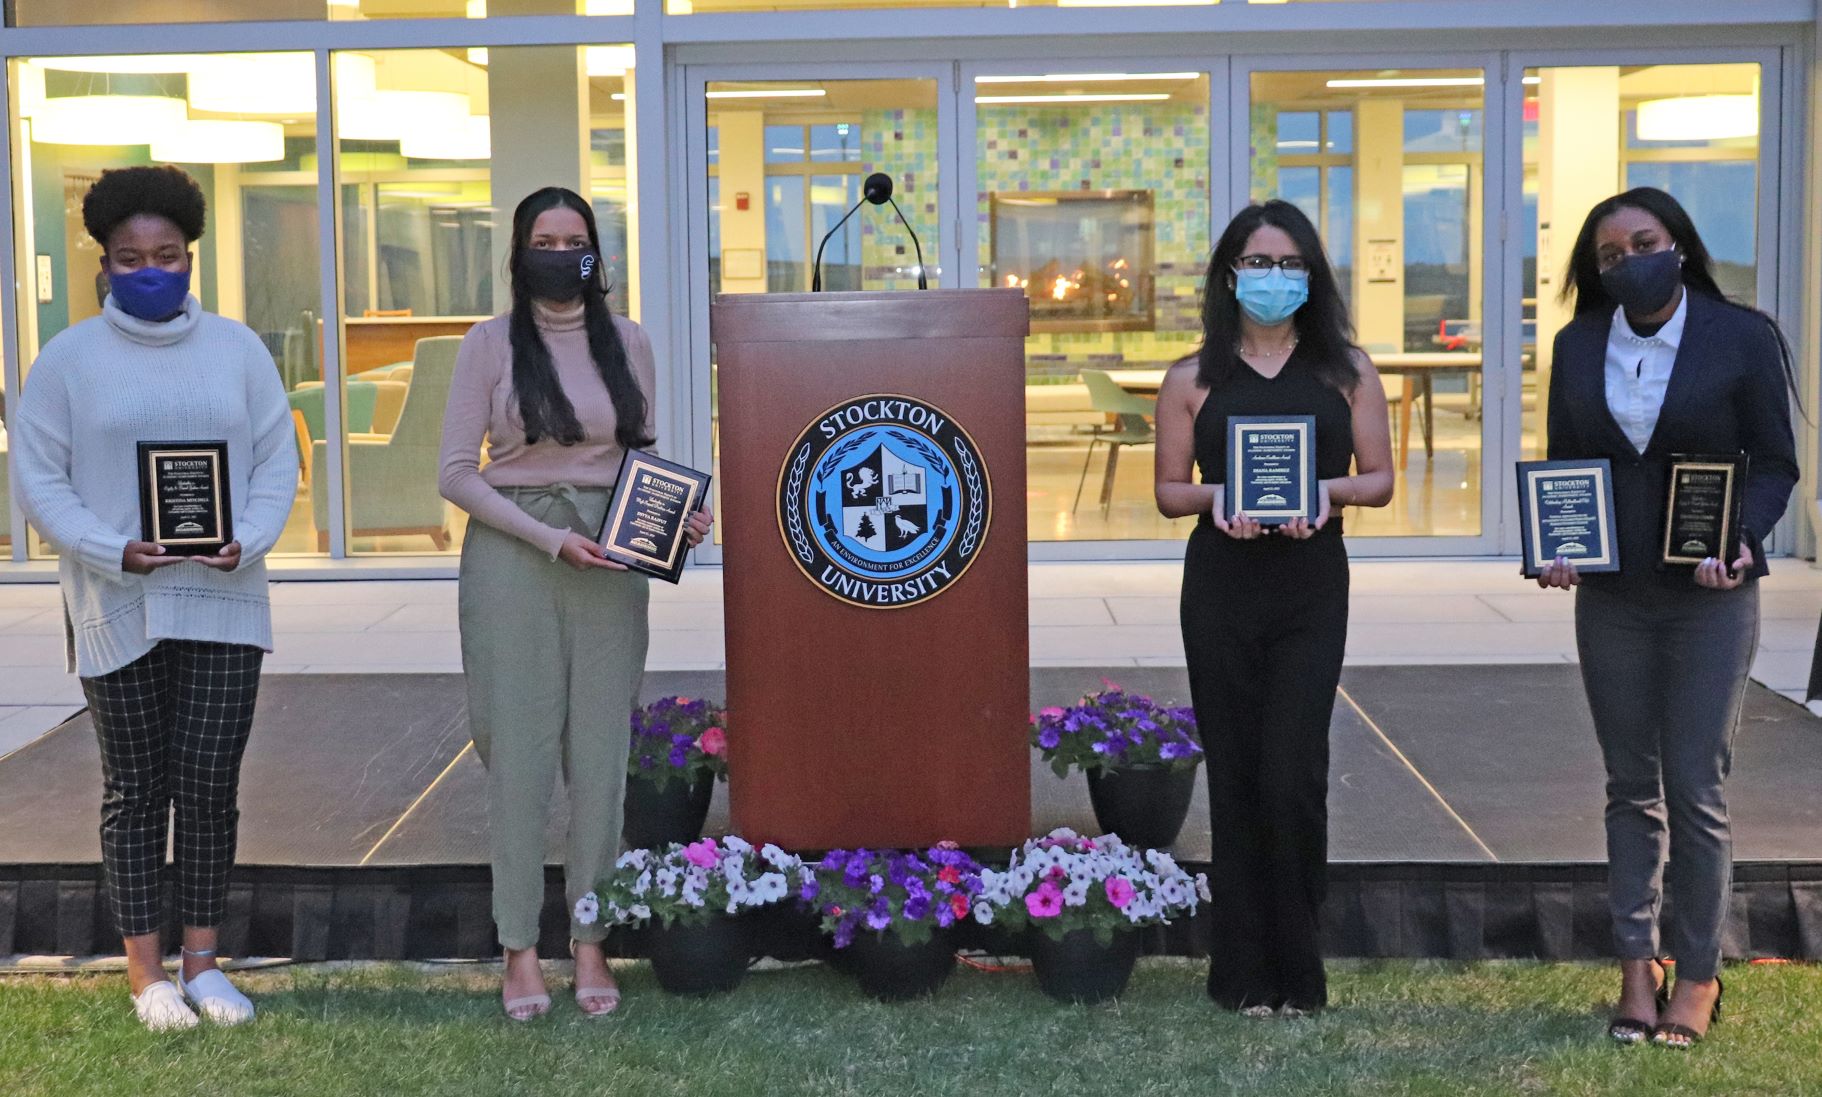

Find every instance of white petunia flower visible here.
[574,893,600,925]
[1195,874,1212,903]
[973,901,995,925]
[722,835,753,853]
[1062,879,1091,907]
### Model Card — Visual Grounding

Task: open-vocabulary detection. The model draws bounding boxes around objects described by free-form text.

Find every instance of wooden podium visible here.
[713,289,1030,850]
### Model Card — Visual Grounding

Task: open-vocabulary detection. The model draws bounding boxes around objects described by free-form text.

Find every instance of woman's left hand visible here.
[1694,543,1753,591]
[193,541,243,573]
[1277,481,1332,541]
[684,508,714,549]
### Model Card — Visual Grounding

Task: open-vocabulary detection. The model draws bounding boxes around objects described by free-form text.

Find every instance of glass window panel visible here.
[9,52,323,557]
[1276,111,1321,155]
[977,71,1209,543]
[810,123,863,163]
[1251,67,1486,538]
[1625,161,1757,300]
[766,125,807,164]
[333,44,636,555]
[764,175,806,292]
[12,0,631,26]
[1277,166,1321,226]
[1326,110,1354,154]
[1327,165,1354,299]
[810,174,862,290]
[1404,108,1483,154]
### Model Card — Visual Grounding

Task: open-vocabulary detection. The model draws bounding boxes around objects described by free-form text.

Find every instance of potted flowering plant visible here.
[1030,685,1202,849]
[623,697,729,848]
[805,845,984,1001]
[579,835,806,995]
[980,828,1210,1004]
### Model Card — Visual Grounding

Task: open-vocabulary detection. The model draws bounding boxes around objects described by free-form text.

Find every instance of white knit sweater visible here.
[13,296,299,677]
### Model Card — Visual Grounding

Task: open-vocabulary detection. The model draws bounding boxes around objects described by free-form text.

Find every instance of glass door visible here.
[683,64,962,561]
[1234,58,1506,554]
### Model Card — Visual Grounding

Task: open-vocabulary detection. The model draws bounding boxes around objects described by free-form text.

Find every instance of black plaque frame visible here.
[1662,453,1749,567]
[1514,458,1618,578]
[137,440,231,556]
[597,448,711,584]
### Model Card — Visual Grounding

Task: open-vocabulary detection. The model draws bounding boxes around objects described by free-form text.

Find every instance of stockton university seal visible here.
[778,393,991,609]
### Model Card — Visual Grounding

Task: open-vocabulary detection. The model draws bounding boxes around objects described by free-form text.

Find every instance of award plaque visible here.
[137,440,231,556]
[1514,459,1618,578]
[1225,415,1317,525]
[597,449,711,584]
[1662,453,1749,567]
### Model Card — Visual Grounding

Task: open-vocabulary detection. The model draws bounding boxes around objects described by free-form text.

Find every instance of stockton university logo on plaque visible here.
[778,393,991,609]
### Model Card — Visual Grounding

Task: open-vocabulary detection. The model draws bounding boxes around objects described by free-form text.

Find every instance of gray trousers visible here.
[458,486,650,951]
[1575,580,1760,983]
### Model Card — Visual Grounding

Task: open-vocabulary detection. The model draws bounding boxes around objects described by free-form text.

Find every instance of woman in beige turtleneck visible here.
[438,186,711,1021]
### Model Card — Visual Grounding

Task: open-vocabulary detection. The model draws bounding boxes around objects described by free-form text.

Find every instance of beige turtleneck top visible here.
[438,299,659,558]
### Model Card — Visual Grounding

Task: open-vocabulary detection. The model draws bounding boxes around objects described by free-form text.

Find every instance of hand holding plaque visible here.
[1514,459,1618,578]
[597,449,712,584]
[137,441,232,557]
[1224,415,1317,526]
[1662,453,1748,568]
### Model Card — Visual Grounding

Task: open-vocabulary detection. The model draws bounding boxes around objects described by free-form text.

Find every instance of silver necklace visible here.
[1239,338,1297,358]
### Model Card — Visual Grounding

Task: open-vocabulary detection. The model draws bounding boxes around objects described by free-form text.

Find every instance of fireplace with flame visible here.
[990,190,1155,333]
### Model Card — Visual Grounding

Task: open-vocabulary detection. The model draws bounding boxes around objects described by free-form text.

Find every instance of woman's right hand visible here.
[1536,555,1580,590]
[121,541,185,575]
[557,531,629,573]
[1210,486,1264,540]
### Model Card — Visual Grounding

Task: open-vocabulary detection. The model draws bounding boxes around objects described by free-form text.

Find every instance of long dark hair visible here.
[1197,199,1359,394]
[507,186,651,449]
[1564,185,1801,406]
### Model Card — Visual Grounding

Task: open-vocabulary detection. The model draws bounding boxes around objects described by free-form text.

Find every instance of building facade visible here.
[0,0,1817,576]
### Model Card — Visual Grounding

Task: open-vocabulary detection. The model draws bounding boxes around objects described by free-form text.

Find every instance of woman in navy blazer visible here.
[1537,187,1798,1049]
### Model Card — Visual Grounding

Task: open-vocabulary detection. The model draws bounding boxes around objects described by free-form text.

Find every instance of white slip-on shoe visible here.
[176,965,256,1026]
[133,980,200,1032]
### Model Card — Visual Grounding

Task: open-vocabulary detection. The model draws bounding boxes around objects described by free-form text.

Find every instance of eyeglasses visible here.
[1234,254,1310,280]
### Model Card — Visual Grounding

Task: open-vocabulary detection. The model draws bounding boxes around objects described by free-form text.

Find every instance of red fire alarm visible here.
[735,191,750,211]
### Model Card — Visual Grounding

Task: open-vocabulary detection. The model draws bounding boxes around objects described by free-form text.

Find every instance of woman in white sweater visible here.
[12,166,298,1032]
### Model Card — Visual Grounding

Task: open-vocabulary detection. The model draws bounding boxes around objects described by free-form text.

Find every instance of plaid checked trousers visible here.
[79,640,264,939]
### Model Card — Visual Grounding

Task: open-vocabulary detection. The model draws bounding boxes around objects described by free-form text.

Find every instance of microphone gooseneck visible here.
[812,173,928,292]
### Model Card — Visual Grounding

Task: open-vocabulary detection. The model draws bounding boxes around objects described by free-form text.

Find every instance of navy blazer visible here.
[1546,290,1799,588]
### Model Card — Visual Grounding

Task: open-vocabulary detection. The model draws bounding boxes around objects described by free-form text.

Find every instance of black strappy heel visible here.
[1608,958,1669,1045]
[1652,975,1723,1049]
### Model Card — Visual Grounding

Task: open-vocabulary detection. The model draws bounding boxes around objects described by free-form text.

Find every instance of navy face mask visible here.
[108,266,192,322]
[518,247,600,303]
[1600,248,1682,317]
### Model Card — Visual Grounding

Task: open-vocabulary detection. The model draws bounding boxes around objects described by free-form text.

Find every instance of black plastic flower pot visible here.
[645,915,752,996]
[622,772,715,850]
[844,929,956,1002]
[1084,763,1197,850]
[1029,927,1141,1005]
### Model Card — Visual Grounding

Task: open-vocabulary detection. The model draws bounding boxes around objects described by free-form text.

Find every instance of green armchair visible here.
[311,336,462,552]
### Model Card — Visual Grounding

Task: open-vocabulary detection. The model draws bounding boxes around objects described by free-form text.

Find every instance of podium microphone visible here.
[811,172,929,292]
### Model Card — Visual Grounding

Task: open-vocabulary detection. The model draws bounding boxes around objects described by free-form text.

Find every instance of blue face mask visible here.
[108,266,192,322]
[1233,268,1309,326]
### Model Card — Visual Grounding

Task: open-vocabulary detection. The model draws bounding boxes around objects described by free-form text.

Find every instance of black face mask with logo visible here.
[1600,248,1683,317]
[518,246,600,303]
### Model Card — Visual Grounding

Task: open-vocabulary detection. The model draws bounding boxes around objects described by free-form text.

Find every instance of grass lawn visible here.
[3,958,1819,1096]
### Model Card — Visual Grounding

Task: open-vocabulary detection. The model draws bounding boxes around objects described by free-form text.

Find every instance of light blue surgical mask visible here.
[1233,268,1309,326]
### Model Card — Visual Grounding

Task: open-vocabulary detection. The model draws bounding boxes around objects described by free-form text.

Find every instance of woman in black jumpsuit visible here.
[1154,200,1394,1015]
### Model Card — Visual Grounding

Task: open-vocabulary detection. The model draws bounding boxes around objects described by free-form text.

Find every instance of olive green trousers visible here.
[458,485,649,949]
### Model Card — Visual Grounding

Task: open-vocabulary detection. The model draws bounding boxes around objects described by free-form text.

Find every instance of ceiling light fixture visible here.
[30,94,187,145]
[1635,94,1757,142]
[706,89,825,100]
[152,118,286,163]
[976,72,1200,84]
[976,93,1172,104]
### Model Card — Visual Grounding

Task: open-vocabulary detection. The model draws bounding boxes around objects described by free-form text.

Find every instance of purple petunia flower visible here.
[868,873,886,896]
[800,878,820,902]
[904,894,931,921]
[1037,727,1061,750]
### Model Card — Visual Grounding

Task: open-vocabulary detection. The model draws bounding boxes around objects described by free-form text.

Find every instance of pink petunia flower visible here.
[683,839,719,868]
[1039,706,1065,718]
[1026,883,1064,919]
[1105,878,1135,909]
[698,727,727,757]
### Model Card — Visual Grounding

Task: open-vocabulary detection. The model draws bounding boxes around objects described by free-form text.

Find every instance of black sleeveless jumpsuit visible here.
[1180,346,1355,1012]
